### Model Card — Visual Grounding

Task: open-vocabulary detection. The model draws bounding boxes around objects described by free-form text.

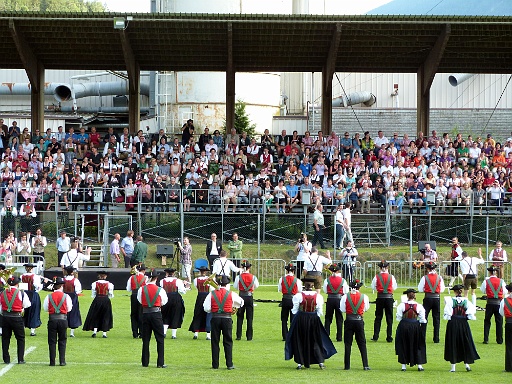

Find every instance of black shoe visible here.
[466,366,471,371]
[157,365,167,368]
[401,368,406,371]
[142,365,148,367]
[371,338,378,342]
[235,337,241,341]
[386,337,393,343]
[60,362,66,366]
[483,340,489,344]
[102,335,107,338]
[319,363,325,369]
[297,365,303,370]
[193,335,198,340]
[344,367,350,370]
[91,333,97,338]
[18,361,26,364]
[212,367,219,370]
[433,339,440,343]
[49,363,56,366]
[364,367,371,371]
[171,336,176,339]
[418,367,424,371]
[227,366,235,370]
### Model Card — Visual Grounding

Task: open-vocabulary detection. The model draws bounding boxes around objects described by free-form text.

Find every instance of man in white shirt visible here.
[455,250,485,306]
[303,247,331,294]
[212,250,241,287]
[487,181,504,214]
[60,242,91,272]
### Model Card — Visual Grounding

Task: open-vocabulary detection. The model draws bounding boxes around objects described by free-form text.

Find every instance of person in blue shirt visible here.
[299,157,312,178]
[286,178,300,211]
[407,179,425,214]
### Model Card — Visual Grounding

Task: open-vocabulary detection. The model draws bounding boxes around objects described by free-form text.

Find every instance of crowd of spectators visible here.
[1,116,511,216]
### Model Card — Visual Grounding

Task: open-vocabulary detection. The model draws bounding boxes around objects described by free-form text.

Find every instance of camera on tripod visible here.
[173,238,180,246]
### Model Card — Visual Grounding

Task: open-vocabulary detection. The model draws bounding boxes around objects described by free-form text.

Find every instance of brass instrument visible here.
[412,260,424,269]
[0,267,16,288]
[203,273,219,289]
[130,265,138,275]
[323,263,332,274]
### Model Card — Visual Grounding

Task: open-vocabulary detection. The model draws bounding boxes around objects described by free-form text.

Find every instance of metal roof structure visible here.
[0,12,511,74]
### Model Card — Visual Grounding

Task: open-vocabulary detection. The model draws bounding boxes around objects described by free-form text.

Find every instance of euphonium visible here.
[203,273,219,290]
[0,267,16,288]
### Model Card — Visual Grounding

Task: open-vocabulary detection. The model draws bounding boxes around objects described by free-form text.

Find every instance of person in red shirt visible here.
[126,264,147,338]
[340,279,370,371]
[233,260,259,341]
[0,276,31,364]
[82,271,114,338]
[43,277,72,366]
[418,262,446,343]
[499,282,512,372]
[481,266,507,344]
[371,260,397,342]
[137,269,168,368]
[322,263,349,342]
[277,264,303,341]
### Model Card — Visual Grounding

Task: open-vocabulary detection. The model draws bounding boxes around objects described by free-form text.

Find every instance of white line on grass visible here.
[27,361,135,366]
[0,346,36,377]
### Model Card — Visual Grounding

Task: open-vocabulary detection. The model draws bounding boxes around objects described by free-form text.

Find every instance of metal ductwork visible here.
[332,91,377,107]
[0,81,150,102]
[57,106,150,114]
[448,74,474,87]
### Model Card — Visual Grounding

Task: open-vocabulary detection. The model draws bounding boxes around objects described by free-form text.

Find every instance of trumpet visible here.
[203,273,219,289]
[0,267,16,288]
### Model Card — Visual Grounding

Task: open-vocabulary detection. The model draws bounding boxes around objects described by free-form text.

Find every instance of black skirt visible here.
[23,290,42,329]
[189,292,208,332]
[67,292,82,329]
[161,292,185,329]
[444,316,480,364]
[284,311,337,367]
[446,261,459,277]
[83,296,113,332]
[395,319,427,366]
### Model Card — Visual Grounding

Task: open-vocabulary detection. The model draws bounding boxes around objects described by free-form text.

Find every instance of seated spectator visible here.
[434,179,448,213]
[407,179,424,214]
[357,181,372,214]
[446,183,461,213]
[486,180,504,214]
[223,179,237,213]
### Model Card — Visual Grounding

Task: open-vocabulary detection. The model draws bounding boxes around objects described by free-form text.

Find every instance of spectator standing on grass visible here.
[131,236,147,268]
[56,231,71,267]
[228,233,243,260]
[178,237,193,285]
[120,230,135,268]
[311,204,326,249]
[110,233,121,268]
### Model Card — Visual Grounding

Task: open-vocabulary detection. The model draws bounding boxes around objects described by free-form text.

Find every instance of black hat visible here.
[284,263,296,272]
[64,266,75,274]
[328,263,341,272]
[487,266,499,273]
[302,277,316,285]
[7,276,20,286]
[137,264,147,271]
[349,280,363,289]
[450,284,464,291]
[23,263,35,269]
[425,261,437,270]
[97,270,109,277]
[198,266,210,272]
[147,269,160,278]
[505,282,512,292]
[164,268,176,275]
[0,264,5,270]
[53,277,65,285]
[377,260,389,268]
[217,275,231,286]
[241,260,252,268]
[403,288,418,295]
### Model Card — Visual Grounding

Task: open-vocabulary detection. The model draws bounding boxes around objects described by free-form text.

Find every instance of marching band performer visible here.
[395,288,427,371]
[189,266,212,340]
[323,263,349,342]
[481,266,507,344]
[19,197,37,234]
[126,264,147,338]
[21,263,42,336]
[285,278,336,370]
[233,260,259,341]
[371,260,397,342]
[443,284,480,372]
[83,271,114,338]
[43,277,72,366]
[31,228,47,266]
[160,268,186,339]
[63,265,82,337]
[278,264,303,341]
[418,261,445,343]
[499,282,512,372]
[447,237,463,287]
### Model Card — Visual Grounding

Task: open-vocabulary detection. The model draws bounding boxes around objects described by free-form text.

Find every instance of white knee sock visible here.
[171,329,177,337]
[465,363,470,369]
[193,332,199,337]
[401,364,406,370]
[93,328,98,334]
[102,331,107,337]
[30,328,35,334]
[70,329,74,336]
[472,294,476,307]
[163,325,169,335]
[206,332,211,339]
[417,364,423,369]
[449,276,456,286]
[451,364,456,371]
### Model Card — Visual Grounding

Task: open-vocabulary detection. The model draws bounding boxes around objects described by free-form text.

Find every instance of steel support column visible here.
[9,19,44,135]
[119,30,140,135]
[226,23,235,133]
[321,23,342,135]
[417,24,451,137]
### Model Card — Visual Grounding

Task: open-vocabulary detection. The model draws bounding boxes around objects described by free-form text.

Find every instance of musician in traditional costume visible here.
[0,198,17,238]
[418,261,445,343]
[31,228,47,266]
[138,269,168,368]
[83,271,114,338]
[480,265,507,344]
[189,266,211,340]
[499,282,512,372]
[19,197,37,233]
[488,241,508,279]
[43,277,72,366]
[21,263,42,336]
[340,280,370,371]
[443,284,480,372]
[323,263,349,342]
[160,268,186,339]
[285,278,336,370]
[0,276,31,364]
[203,275,244,370]
[278,264,303,341]
[371,260,397,342]
[233,260,259,341]
[126,264,147,338]
[63,265,82,337]
[395,288,427,371]
[446,237,463,287]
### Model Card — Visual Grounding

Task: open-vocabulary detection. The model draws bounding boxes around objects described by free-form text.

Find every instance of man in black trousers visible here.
[371,260,397,342]
[137,269,168,368]
[203,275,244,370]
[206,233,223,269]
[0,276,31,364]
[43,277,72,366]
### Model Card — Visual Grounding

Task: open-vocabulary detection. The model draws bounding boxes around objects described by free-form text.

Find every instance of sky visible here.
[99,0,393,15]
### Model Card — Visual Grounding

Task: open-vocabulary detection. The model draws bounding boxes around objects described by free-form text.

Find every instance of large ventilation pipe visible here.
[332,91,376,108]
[56,106,150,114]
[448,74,474,87]
[0,81,150,102]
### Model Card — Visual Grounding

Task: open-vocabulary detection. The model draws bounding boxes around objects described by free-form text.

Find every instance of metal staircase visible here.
[351,214,389,247]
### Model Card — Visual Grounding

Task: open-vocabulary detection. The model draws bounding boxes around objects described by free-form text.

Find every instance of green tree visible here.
[0,0,107,12]
[224,99,257,138]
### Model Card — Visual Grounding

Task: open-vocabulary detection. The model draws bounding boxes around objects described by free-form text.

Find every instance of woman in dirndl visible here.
[63,266,82,337]
[83,271,114,338]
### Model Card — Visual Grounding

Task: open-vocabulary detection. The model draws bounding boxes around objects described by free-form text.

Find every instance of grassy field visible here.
[1,285,510,383]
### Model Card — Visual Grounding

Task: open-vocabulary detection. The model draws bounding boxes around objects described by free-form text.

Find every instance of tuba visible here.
[0,267,16,289]
[203,273,219,290]
[130,265,138,275]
